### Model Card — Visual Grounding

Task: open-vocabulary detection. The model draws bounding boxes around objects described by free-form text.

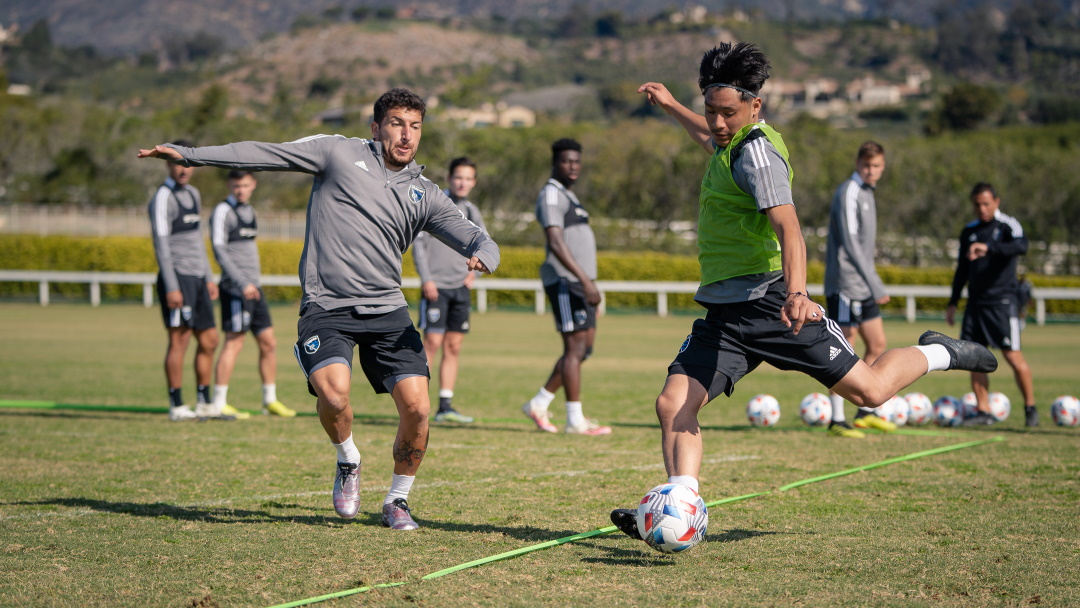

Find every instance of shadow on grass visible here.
[5,497,342,525]
[414,517,582,542]
[709,528,791,543]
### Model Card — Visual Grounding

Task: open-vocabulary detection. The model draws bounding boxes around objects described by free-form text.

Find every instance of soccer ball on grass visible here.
[1050,395,1080,427]
[934,395,963,427]
[904,392,933,425]
[799,392,831,426]
[746,394,781,427]
[636,483,709,553]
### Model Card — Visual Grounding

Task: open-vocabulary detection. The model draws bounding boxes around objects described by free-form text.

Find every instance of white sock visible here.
[213,385,228,408]
[262,384,277,405]
[914,344,951,373]
[668,475,699,493]
[532,387,556,410]
[830,393,845,422]
[385,473,415,505]
[439,388,454,399]
[332,434,361,465]
[566,401,585,427]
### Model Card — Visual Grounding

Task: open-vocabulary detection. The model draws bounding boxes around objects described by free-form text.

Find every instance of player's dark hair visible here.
[226,170,255,180]
[857,141,885,160]
[698,42,771,101]
[551,138,582,163]
[970,182,997,199]
[373,87,426,123]
[448,156,477,176]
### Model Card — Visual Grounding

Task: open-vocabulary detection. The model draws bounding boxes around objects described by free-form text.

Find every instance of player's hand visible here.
[583,280,602,307]
[638,82,676,109]
[780,292,821,336]
[945,305,957,326]
[877,294,891,305]
[206,282,219,301]
[137,145,183,161]
[421,281,439,302]
[463,272,476,289]
[165,290,183,309]
[967,242,989,261]
[467,256,490,274]
[243,284,260,300]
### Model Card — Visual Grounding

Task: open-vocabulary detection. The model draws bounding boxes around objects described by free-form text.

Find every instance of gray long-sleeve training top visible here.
[166,135,500,313]
[824,171,887,301]
[412,193,487,289]
[148,177,213,294]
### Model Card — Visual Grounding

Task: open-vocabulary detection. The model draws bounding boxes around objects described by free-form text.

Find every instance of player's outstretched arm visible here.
[766,204,815,335]
[638,82,713,153]
[138,145,183,161]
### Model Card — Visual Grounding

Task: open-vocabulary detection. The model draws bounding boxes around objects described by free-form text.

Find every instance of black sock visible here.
[438,397,453,413]
[197,385,210,404]
[169,388,184,408]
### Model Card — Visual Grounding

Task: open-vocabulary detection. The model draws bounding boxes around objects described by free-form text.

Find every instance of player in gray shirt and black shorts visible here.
[520,139,612,436]
[413,157,487,425]
[139,89,500,531]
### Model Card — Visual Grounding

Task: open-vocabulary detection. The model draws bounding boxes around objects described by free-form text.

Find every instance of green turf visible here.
[1,303,1078,607]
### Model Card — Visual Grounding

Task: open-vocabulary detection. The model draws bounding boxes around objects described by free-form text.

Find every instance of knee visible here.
[846,386,890,409]
[444,341,462,358]
[655,391,687,423]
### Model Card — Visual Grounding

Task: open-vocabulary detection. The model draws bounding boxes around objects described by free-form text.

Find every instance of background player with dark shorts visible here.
[139,88,500,530]
[209,170,296,420]
[823,141,895,437]
[147,140,220,422]
[413,156,487,424]
[609,42,998,543]
[520,138,611,436]
[947,182,1039,426]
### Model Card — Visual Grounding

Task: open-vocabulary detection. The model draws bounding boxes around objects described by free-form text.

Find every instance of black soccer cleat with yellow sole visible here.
[918,331,998,373]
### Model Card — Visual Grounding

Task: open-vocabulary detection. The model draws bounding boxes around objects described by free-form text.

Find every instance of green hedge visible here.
[2,235,1078,314]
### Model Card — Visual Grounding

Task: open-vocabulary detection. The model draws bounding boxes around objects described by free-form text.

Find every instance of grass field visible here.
[1,303,1078,608]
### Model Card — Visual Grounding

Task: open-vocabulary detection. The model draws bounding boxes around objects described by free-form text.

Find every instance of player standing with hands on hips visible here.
[609,42,998,544]
[138,88,500,530]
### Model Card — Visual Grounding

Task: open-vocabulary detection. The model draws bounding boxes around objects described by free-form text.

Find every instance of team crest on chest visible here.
[409,185,425,204]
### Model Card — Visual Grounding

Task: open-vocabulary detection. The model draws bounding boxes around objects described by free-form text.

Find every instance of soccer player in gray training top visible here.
[413,157,487,424]
[147,141,221,422]
[947,182,1039,427]
[608,42,999,545]
[521,138,612,436]
[823,141,895,438]
[208,170,296,420]
[138,88,500,530]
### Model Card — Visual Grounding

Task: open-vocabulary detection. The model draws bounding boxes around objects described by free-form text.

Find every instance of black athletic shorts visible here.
[961,301,1022,351]
[219,287,273,335]
[294,305,428,396]
[418,286,471,334]
[826,293,881,327]
[157,273,216,332]
[669,281,861,402]
[545,278,596,333]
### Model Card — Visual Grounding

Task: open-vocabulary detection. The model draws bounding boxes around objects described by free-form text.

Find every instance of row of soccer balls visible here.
[746,393,1080,427]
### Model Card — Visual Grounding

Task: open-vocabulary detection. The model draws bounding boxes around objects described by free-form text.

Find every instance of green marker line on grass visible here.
[264,436,1002,608]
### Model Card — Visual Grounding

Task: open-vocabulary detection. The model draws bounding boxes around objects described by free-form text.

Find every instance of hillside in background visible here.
[0,0,1051,55]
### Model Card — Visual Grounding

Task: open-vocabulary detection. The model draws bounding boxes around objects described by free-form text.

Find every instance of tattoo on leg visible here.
[393,439,425,466]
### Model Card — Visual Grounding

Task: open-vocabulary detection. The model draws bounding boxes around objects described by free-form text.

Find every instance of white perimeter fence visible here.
[2,270,1078,326]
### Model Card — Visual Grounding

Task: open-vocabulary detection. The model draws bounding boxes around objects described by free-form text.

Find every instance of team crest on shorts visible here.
[574,310,588,325]
[427,307,441,323]
[304,335,321,354]
[679,334,692,353]
[461,320,469,331]
[409,184,425,204]
[181,306,192,321]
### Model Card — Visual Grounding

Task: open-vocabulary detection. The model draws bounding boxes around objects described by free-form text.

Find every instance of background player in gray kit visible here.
[823,141,895,438]
[412,157,487,424]
[947,182,1039,427]
[521,138,612,436]
[138,88,500,530]
[147,140,220,422]
[208,170,297,420]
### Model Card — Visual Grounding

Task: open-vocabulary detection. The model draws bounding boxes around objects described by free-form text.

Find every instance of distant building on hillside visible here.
[441,102,535,128]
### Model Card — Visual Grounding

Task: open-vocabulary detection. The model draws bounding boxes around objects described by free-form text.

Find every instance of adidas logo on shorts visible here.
[829,346,841,361]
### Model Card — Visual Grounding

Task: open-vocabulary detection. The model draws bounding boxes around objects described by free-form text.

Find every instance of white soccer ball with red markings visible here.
[987,392,1011,421]
[961,392,982,418]
[904,392,933,425]
[1050,395,1080,427]
[934,395,963,427]
[799,392,831,426]
[636,483,709,553]
[746,394,781,427]
[887,395,909,426]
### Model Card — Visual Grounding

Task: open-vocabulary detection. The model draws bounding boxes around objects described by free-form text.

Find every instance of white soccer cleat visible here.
[522,401,559,433]
[168,405,198,421]
[565,419,612,436]
[333,462,361,519]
